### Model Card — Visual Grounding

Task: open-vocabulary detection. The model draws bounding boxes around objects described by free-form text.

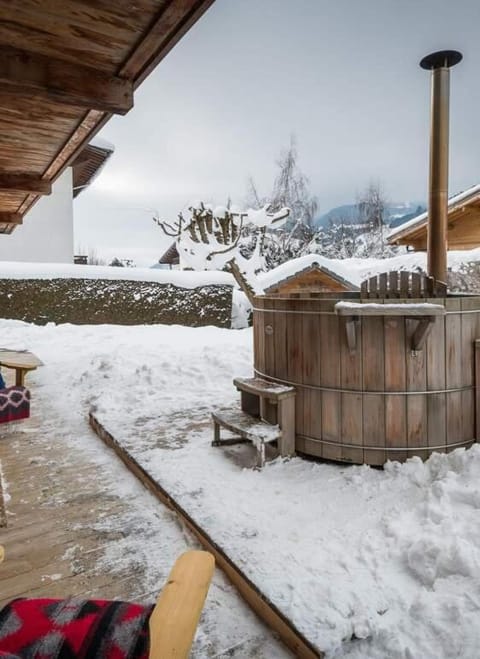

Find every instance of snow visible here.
[3,318,480,658]
[256,248,480,295]
[0,261,234,289]
[388,183,480,240]
[335,301,446,314]
[257,253,357,291]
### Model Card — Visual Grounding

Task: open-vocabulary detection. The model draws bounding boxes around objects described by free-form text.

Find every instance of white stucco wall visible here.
[0,168,74,264]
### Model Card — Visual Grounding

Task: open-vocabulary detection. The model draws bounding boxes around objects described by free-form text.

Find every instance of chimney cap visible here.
[420,50,463,70]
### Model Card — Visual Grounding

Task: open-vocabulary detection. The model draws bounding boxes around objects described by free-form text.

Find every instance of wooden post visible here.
[475,339,480,442]
[278,396,296,458]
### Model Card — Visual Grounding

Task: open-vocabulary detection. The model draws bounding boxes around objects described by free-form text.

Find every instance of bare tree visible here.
[246,136,318,267]
[87,247,106,266]
[357,181,389,256]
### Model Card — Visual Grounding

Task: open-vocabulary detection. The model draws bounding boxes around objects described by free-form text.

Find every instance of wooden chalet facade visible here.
[388,184,480,250]
[0,0,215,235]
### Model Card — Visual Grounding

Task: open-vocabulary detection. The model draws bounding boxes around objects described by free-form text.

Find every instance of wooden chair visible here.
[360,271,447,299]
[0,548,215,659]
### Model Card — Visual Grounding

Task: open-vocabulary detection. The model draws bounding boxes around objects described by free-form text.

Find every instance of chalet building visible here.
[0,140,114,264]
[158,243,180,269]
[0,0,215,263]
[388,183,480,250]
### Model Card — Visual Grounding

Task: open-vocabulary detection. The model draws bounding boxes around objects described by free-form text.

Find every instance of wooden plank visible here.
[406,313,428,459]
[0,46,133,114]
[411,273,421,298]
[378,272,388,298]
[0,212,22,225]
[274,299,288,382]
[286,300,304,438]
[426,308,446,452]
[461,298,478,444]
[320,311,341,461]
[302,302,321,450]
[0,174,51,195]
[400,271,410,298]
[90,413,322,659]
[149,551,215,659]
[278,396,296,457]
[340,310,363,463]
[388,271,398,298]
[254,298,265,376]
[335,303,445,317]
[362,316,385,465]
[476,339,480,442]
[445,298,463,450]
[384,317,407,461]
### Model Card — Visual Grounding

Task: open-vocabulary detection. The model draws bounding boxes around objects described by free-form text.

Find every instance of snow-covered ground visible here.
[2,319,480,658]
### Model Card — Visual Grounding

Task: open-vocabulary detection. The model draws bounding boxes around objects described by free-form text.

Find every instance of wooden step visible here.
[233,377,295,401]
[212,409,281,446]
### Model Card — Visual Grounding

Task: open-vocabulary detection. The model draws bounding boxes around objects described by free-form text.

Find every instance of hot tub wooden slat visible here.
[384,317,407,462]
[340,316,363,463]
[362,316,385,465]
[446,298,463,449]
[461,297,477,443]
[426,308,447,452]
[320,311,341,461]
[406,316,428,459]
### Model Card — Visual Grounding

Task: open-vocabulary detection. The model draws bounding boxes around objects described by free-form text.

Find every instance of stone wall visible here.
[0,278,232,327]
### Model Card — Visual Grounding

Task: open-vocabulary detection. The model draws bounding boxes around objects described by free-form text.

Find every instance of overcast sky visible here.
[74,0,480,266]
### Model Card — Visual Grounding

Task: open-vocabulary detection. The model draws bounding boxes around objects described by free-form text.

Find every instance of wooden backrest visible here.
[360,271,447,299]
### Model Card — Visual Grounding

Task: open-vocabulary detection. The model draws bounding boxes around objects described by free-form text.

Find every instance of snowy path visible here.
[0,338,290,658]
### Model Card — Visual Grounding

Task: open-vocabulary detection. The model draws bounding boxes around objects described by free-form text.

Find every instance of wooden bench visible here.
[0,349,42,386]
[211,377,296,468]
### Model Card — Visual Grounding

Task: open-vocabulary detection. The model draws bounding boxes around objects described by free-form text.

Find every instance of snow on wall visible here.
[0,169,74,264]
[0,261,234,289]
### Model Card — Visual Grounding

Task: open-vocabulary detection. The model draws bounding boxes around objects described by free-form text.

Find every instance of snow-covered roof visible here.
[388,183,480,243]
[257,254,359,292]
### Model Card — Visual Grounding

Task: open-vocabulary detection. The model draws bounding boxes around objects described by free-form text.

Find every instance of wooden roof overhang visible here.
[0,0,215,234]
[72,143,114,198]
[388,187,480,250]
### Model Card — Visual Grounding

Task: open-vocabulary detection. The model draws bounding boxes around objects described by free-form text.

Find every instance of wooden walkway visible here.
[0,382,291,658]
[0,417,149,608]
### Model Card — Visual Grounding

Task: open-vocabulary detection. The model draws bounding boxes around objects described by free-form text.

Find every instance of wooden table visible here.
[0,350,43,386]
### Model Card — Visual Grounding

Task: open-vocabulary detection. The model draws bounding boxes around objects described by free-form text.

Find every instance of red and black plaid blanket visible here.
[0,387,30,424]
[0,597,154,658]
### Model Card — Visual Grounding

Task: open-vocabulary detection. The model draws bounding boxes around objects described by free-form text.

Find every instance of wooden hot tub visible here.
[253,293,480,465]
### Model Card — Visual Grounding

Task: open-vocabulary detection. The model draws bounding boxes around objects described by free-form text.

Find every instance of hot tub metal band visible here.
[253,307,480,316]
[296,434,474,453]
[254,368,474,396]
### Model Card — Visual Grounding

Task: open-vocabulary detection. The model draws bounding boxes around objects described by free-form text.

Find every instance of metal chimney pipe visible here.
[420,50,462,284]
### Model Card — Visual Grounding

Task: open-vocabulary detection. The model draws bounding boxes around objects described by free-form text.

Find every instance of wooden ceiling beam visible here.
[0,213,23,225]
[0,46,133,115]
[0,174,51,195]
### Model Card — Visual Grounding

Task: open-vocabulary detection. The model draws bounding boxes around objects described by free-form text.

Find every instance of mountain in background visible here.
[315,202,425,229]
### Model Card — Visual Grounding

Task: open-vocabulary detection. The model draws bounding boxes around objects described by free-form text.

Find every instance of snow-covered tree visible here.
[154,202,289,275]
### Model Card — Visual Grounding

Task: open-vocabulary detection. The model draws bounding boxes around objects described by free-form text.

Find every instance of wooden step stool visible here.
[212,377,296,468]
